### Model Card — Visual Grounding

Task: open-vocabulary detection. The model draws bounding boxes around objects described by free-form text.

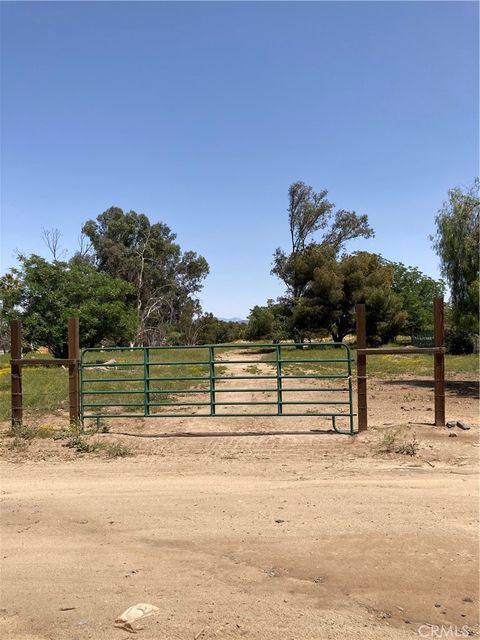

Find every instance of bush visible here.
[374,430,419,456]
[445,328,475,355]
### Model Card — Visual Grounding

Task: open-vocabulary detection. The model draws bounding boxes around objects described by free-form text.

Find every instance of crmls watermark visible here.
[418,625,472,638]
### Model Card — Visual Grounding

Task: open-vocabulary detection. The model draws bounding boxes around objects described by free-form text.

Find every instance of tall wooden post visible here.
[68,317,80,424]
[356,304,367,431]
[433,298,445,426]
[10,320,23,427]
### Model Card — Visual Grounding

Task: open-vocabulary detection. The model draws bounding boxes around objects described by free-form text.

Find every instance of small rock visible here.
[457,421,471,431]
[448,433,457,438]
[463,597,473,603]
[434,603,441,608]
[274,519,285,524]
[446,421,456,428]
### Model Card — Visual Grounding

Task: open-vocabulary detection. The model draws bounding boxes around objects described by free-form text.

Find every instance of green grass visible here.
[81,346,226,418]
[0,352,69,421]
[258,344,479,378]
[0,347,223,421]
[274,345,352,377]
[244,364,263,375]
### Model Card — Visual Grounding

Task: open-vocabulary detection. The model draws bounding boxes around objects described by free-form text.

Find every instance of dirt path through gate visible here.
[213,346,342,418]
[141,346,353,431]
[214,346,280,415]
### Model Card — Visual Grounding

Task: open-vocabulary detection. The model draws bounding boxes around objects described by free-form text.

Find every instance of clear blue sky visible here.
[1,1,478,318]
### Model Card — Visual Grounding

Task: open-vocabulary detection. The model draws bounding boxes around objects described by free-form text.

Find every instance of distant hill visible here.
[218,317,248,324]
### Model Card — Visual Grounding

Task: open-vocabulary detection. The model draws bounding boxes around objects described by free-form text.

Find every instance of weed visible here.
[35,424,56,439]
[60,430,132,457]
[7,421,55,452]
[375,430,399,454]
[102,442,132,458]
[5,421,128,457]
[245,365,262,375]
[53,430,69,441]
[374,430,419,456]
[64,434,101,454]
[395,434,419,456]
[8,436,29,452]
[10,422,38,441]
[53,421,83,441]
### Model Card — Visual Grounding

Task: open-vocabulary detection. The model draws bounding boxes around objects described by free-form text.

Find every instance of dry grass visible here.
[373,429,420,456]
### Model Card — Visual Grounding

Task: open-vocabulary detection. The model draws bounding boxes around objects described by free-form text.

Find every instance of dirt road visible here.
[0,351,478,639]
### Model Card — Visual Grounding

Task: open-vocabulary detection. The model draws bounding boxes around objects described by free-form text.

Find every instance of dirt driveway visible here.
[0,352,478,639]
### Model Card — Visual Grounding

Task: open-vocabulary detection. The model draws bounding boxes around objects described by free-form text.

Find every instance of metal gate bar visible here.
[80,342,355,434]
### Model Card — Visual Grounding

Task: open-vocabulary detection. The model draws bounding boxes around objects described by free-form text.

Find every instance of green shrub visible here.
[445,328,475,355]
[374,430,419,456]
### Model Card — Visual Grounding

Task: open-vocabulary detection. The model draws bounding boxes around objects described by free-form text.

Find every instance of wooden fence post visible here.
[68,317,80,424]
[433,298,445,426]
[10,320,23,427]
[356,304,367,432]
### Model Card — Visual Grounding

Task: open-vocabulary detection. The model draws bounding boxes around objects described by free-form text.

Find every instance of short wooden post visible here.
[433,298,445,426]
[10,320,23,427]
[68,317,80,424]
[356,304,367,431]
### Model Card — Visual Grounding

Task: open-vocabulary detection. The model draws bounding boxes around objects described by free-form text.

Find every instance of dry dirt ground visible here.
[0,350,478,640]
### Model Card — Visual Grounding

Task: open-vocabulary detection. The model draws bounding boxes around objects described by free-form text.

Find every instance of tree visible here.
[41,228,66,261]
[196,315,246,345]
[286,182,333,254]
[0,255,136,357]
[271,183,381,341]
[272,181,374,299]
[246,306,275,341]
[82,207,209,344]
[431,180,479,332]
[288,249,406,343]
[195,314,225,344]
[0,272,23,352]
[384,260,445,336]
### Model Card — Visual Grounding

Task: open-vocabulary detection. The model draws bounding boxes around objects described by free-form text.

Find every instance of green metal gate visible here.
[80,342,355,434]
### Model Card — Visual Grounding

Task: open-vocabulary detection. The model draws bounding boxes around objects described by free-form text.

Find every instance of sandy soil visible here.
[0,350,478,639]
